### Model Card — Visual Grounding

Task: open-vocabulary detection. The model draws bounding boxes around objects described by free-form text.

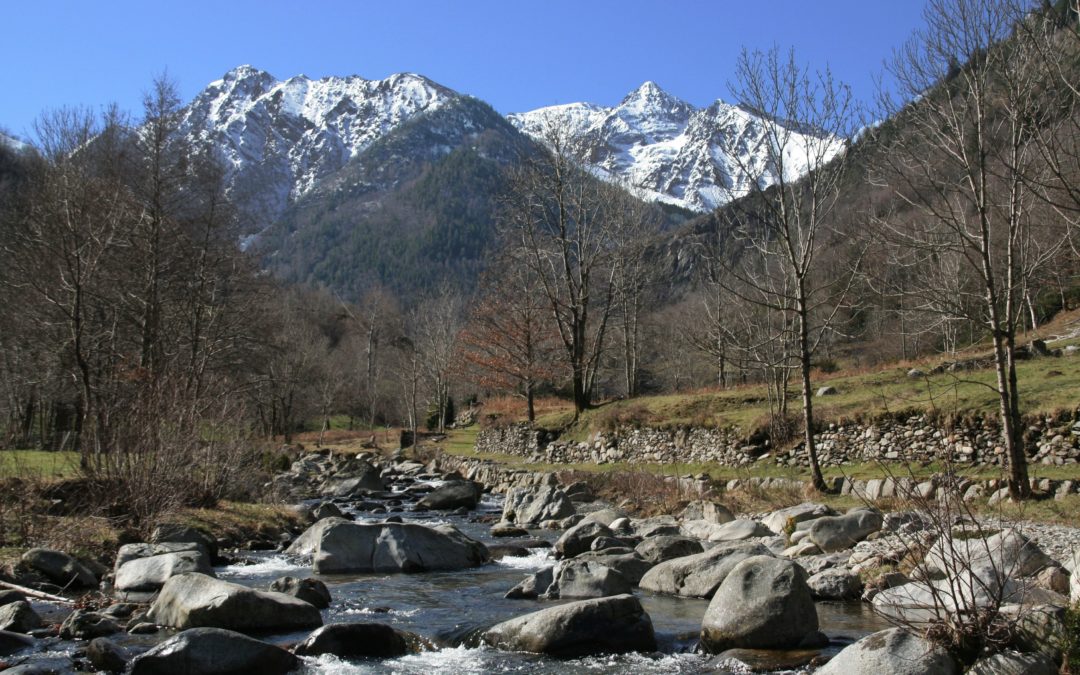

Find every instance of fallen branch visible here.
[0,580,75,605]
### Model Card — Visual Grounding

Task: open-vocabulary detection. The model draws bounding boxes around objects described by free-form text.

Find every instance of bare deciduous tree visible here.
[717,46,860,491]
[873,0,1069,498]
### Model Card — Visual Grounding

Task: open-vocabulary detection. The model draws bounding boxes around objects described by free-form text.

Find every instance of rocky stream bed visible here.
[1,449,1077,673]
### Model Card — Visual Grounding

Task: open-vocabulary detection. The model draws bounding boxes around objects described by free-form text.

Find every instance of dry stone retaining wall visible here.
[475,412,1080,469]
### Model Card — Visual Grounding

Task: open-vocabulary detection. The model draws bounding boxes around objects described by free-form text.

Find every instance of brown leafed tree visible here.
[458,262,560,423]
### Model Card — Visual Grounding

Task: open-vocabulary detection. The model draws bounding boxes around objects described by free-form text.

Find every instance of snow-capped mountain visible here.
[508,81,845,213]
[179,65,457,229]
[0,132,29,154]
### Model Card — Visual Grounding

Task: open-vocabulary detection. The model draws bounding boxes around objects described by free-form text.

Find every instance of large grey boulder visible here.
[680,500,735,525]
[872,573,1065,624]
[807,567,863,600]
[114,542,206,570]
[0,602,41,633]
[704,519,773,542]
[502,486,575,525]
[313,521,488,574]
[699,556,818,652]
[813,627,956,675]
[268,576,332,609]
[416,480,482,511]
[293,622,426,658]
[128,627,299,675]
[146,573,323,631]
[0,602,40,634]
[554,520,612,559]
[320,466,385,498]
[967,651,1057,675]
[20,548,97,588]
[808,509,883,552]
[546,560,632,599]
[115,551,214,593]
[59,610,121,639]
[762,503,834,535]
[571,551,653,585]
[923,528,1051,580]
[482,594,656,657]
[639,541,772,598]
[635,535,703,564]
[506,566,556,599]
[151,524,218,561]
[286,517,351,556]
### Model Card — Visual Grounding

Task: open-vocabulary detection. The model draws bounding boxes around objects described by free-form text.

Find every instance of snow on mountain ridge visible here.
[509,81,845,212]
[180,65,457,229]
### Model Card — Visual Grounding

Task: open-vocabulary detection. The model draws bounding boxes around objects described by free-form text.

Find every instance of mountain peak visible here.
[620,80,685,109]
[222,64,273,83]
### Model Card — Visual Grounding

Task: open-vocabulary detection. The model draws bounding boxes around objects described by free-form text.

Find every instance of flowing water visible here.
[211,489,893,674]
[19,484,892,673]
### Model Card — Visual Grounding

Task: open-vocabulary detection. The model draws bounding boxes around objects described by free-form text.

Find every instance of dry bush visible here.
[557,469,690,518]
[855,461,1052,665]
[81,382,269,533]
[592,403,656,434]
[720,479,809,514]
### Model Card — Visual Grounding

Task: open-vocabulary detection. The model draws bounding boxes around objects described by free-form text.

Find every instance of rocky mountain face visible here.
[172,67,841,296]
[178,65,458,236]
[508,81,844,213]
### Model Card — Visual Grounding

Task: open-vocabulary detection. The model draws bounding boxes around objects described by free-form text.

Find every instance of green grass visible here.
[0,450,80,478]
[530,344,1080,443]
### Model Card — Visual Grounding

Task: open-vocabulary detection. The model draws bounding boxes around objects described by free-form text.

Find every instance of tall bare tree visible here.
[873,0,1068,498]
[718,47,859,491]
[500,116,634,415]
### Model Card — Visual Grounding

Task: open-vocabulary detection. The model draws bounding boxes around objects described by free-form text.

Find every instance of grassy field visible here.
[430,317,1080,488]
[0,450,80,479]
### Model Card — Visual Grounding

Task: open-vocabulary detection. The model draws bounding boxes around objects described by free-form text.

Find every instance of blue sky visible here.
[2,1,927,140]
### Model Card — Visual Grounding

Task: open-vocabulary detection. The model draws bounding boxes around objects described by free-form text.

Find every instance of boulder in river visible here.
[20,548,97,588]
[269,576,332,609]
[703,518,773,542]
[922,528,1051,580]
[293,622,428,658]
[571,550,653,585]
[286,517,352,556]
[0,630,35,657]
[639,541,772,598]
[680,500,735,524]
[128,627,299,675]
[59,610,121,639]
[147,573,323,631]
[634,535,703,564]
[501,486,575,526]
[313,521,488,574]
[482,594,656,657]
[761,502,834,535]
[813,627,956,675]
[808,509,883,552]
[87,637,128,673]
[699,555,818,653]
[150,524,219,561]
[0,602,41,633]
[967,651,1057,675]
[554,520,612,559]
[115,551,214,594]
[506,566,556,599]
[545,560,632,599]
[807,567,863,600]
[416,480,482,511]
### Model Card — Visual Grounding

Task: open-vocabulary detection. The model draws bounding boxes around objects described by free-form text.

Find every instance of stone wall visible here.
[474,411,1080,469]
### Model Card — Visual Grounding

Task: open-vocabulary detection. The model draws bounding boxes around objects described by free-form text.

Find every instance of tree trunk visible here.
[798,300,827,492]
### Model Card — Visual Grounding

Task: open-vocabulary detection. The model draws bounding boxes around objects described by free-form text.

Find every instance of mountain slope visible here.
[179,65,457,234]
[508,81,845,213]
[258,95,539,298]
